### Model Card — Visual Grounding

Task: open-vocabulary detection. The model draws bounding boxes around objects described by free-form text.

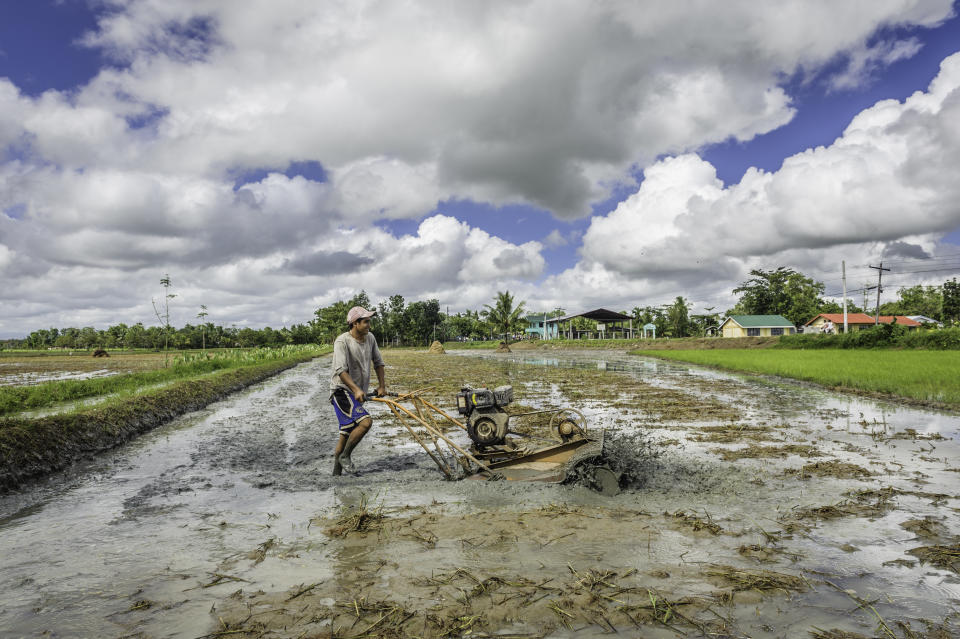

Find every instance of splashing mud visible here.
[2,349,960,638]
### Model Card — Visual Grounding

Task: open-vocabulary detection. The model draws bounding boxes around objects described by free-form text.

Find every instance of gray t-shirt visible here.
[330,331,385,398]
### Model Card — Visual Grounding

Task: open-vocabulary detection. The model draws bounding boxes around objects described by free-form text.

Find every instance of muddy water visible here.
[1,351,959,638]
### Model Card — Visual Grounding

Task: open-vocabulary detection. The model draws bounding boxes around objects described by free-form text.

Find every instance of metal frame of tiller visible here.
[368,389,595,483]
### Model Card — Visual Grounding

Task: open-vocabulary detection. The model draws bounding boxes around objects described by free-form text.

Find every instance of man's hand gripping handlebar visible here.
[366,389,399,400]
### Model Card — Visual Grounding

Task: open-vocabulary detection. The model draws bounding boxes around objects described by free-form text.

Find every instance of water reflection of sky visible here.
[0,368,118,386]
[448,350,960,441]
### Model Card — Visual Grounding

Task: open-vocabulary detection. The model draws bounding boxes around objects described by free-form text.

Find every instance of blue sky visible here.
[1,1,960,336]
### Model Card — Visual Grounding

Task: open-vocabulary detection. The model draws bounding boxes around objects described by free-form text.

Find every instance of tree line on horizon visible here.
[5,271,959,351]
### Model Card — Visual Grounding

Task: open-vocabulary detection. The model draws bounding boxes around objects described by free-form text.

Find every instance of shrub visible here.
[778,326,960,350]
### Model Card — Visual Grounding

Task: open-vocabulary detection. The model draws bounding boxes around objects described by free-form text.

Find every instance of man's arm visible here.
[371,337,386,397]
[374,364,385,397]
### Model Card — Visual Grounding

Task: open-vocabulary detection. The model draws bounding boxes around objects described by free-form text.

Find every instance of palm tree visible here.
[482,291,527,344]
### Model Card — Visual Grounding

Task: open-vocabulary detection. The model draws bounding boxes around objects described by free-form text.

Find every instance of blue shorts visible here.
[330,388,371,433]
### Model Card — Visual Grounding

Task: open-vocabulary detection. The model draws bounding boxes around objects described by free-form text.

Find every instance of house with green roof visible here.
[719,315,795,338]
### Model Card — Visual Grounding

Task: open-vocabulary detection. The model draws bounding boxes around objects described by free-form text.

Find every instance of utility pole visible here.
[869,262,890,325]
[862,282,876,312]
[842,261,848,334]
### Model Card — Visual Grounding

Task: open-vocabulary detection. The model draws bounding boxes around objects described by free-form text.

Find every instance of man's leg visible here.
[332,433,349,476]
[338,416,372,473]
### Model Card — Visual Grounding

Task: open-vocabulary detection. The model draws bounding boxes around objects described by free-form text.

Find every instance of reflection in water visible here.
[450,349,960,440]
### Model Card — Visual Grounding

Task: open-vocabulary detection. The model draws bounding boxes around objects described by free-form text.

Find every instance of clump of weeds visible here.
[692,424,773,443]
[318,493,385,537]
[906,544,960,573]
[713,444,821,461]
[785,460,873,479]
[668,510,724,535]
[737,543,803,563]
[704,564,808,594]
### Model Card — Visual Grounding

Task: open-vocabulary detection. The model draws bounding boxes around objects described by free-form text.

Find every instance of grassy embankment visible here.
[631,349,960,409]
[443,336,777,351]
[0,347,326,415]
[0,345,330,490]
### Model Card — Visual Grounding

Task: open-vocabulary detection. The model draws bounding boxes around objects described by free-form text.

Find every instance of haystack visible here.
[428,340,446,354]
[496,341,512,353]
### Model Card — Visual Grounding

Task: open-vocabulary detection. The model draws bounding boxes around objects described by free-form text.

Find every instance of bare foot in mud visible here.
[332,455,342,476]
[339,454,356,474]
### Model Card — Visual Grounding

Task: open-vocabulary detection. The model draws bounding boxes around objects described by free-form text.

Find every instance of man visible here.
[329,306,386,475]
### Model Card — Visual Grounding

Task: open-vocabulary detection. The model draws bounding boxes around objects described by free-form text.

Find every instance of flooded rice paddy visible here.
[0,352,170,387]
[1,349,958,638]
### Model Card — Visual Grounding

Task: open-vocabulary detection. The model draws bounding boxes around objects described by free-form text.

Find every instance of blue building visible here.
[524,313,549,338]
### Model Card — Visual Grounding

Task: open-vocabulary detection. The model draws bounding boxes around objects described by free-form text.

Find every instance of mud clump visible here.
[428,340,446,354]
[901,517,949,540]
[575,430,665,491]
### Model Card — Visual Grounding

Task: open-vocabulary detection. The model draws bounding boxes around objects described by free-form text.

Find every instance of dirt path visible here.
[1,351,958,638]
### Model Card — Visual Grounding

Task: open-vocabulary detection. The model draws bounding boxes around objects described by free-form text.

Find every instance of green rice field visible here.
[630,348,960,408]
[0,345,330,416]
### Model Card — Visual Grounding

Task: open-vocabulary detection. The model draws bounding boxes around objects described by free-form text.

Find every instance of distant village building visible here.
[545,308,634,339]
[524,313,548,338]
[719,315,795,338]
[804,313,920,333]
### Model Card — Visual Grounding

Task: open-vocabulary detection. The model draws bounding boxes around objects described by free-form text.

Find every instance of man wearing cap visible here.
[329,306,386,475]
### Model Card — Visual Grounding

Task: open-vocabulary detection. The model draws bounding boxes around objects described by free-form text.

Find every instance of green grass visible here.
[0,345,330,416]
[630,349,960,407]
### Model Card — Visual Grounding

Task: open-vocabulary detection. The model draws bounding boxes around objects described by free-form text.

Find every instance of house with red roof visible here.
[804,313,920,333]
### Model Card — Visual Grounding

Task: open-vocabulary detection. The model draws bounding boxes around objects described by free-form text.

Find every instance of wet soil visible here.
[1,349,959,638]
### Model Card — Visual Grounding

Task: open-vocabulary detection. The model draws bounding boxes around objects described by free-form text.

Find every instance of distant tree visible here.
[667,297,690,337]
[943,278,960,324]
[152,273,176,364]
[124,323,147,349]
[77,326,99,349]
[197,305,209,350]
[631,305,668,336]
[398,299,441,345]
[884,285,942,320]
[482,291,527,344]
[446,313,474,341]
[820,299,864,315]
[689,306,719,336]
[733,267,826,326]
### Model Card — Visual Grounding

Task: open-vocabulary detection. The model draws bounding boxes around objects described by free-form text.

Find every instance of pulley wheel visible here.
[550,408,587,439]
[556,418,583,442]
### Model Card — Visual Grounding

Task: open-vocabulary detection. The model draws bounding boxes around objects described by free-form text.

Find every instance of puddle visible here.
[1,350,959,637]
